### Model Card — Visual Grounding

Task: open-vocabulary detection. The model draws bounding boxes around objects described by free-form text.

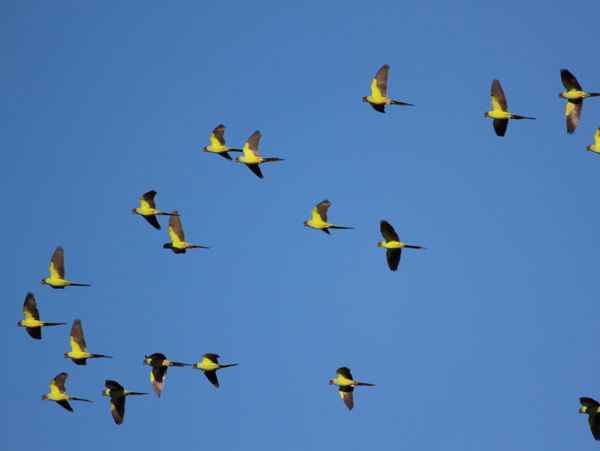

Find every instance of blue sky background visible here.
[2,1,600,449]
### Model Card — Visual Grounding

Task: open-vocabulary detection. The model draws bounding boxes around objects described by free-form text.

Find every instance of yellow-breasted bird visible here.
[42,372,92,412]
[303,200,353,234]
[18,292,65,340]
[193,353,238,388]
[41,246,90,289]
[587,126,600,154]
[102,380,148,425]
[580,397,600,440]
[378,220,425,272]
[203,124,244,161]
[143,353,191,398]
[234,131,284,179]
[484,79,535,136]
[329,367,374,411]
[64,319,112,365]
[163,210,209,254]
[559,69,600,134]
[132,190,179,230]
[362,64,413,113]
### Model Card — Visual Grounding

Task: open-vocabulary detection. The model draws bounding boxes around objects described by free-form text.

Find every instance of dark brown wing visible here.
[339,385,354,410]
[380,220,399,242]
[57,400,73,412]
[567,100,582,135]
[203,353,220,364]
[315,200,331,223]
[52,372,69,394]
[386,248,401,272]
[146,353,167,360]
[246,164,264,179]
[491,79,508,111]
[581,398,600,407]
[143,215,161,230]
[26,327,42,340]
[374,64,390,98]
[111,395,126,425]
[70,319,88,352]
[140,190,158,209]
[51,247,65,279]
[24,292,40,321]
[169,210,185,242]
[246,130,261,157]
[212,124,226,146]
[493,119,508,137]
[151,367,167,397]
[202,370,220,388]
[561,69,582,91]
[370,103,386,113]
[336,367,353,380]
[105,380,124,391]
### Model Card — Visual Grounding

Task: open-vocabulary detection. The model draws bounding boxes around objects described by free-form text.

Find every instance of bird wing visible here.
[244,130,261,158]
[336,367,353,383]
[491,79,508,112]
[245,164,264,179]
[57,400,73,412]
[110,395,126,425]
[139,190,157,210]
[105,380,124,391]
[561,69,582,91]
[51,372,69,395]
[146,353,167,360]
[203,354,220,365]
[581,398,600,407]
[312,200,330,223]
[386,248,401,271]
[70,319,88,353]
[210,124,227,147]
[168,211,185,243]
[372,64,389,98]
[338,385,354,410]
[202,370,220,388]
[26,327,42,339]
[49,246,65,280]
[143,215,161,230]
[566,100,582,135]
[380,220,399,242]
[151,367,167,397]
[23,292,40,321]
[493,119,508,137]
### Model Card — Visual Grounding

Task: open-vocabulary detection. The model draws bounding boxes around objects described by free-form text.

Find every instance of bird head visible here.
[484,112,490,117]
[234,156,242,163]
[580,407,588,414]
[202,146,209,152]
[377,241,384,247]
[42,394,49,401]
[329,380,335,385]
[558,92,566,99]
[17,321,24,327]
[63,352,70,359]
[587,145,594,152]
[361,96,369,103]
[143,358,150,365]
[163,243,172,249]
[101,390,109,397]
[132,208,138,214]
[41,279,48,285]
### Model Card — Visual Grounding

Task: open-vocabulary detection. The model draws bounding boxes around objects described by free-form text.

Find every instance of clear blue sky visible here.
[2,1,600,450]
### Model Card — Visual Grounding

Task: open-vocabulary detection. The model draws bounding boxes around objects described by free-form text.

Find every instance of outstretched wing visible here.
[380,220,399,242]
[372,64,389,98]
[210,124,227,147]
[491,79,508,112]
[566,100,582,135]
[246,164,264,179]
[49,246,65,280]
[105,380,124,391]
[23,292,40,321]
[313,200,331,223]
[168,211,185,244]
[560,69,582,92]
[338,385,354,410]
[110,395,126,425]
[51,372,69,395]
[151,367,167,397]
[386,248,401,271]
[244,131,261,158]
[139,190,157,210]
[70,319,88,353]
[202,370,220,388]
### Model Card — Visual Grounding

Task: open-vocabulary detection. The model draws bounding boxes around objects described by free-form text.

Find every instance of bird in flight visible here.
[102,380,148,425]
[362,64,414,113]
[378,220,425,271]
[64,319,112,365]
[580,397,600,440]
[303,200,353,234]
[329,367,374,410]
[163,210,209,254]
[235,131,284,179]
[132,190,178,230]
[193,353,238,388]
[18,292,65,340]
[559,69,600,134]
[41,246,90,289]
[42,372,92,412]
[143,353,191,397]
[587,126,600,154]
[203,124,244,161]
[484,79,535,136]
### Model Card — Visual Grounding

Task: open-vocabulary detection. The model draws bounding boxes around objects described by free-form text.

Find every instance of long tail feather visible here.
[91,354,113,359]
[68,283,91,287]
[43,322,67,326]
[390,100,414,106]
[328,225,354,229]
[220,363,239,368]
[511,114,535,120]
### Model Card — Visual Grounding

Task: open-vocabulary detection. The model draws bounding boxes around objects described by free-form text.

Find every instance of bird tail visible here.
[228,148,244,152]
[219,363,239,368]
[158,212,179,216]
[390,100,414,106]
[261,158,285,163]
[42,322,67,326]
[70,397,92,402]
[511,114,535,120]
[188,245,210,249]
[587,93,600,97]
[355,382,375,387]
[328,225,354,230]
[91,354,113,359]
[68,283,91,287]
[125,392,149,396]
[170,362,192,367]
[404,245,425,249]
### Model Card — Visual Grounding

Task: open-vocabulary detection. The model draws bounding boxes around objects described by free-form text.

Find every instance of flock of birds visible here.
[16,65,600,433]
